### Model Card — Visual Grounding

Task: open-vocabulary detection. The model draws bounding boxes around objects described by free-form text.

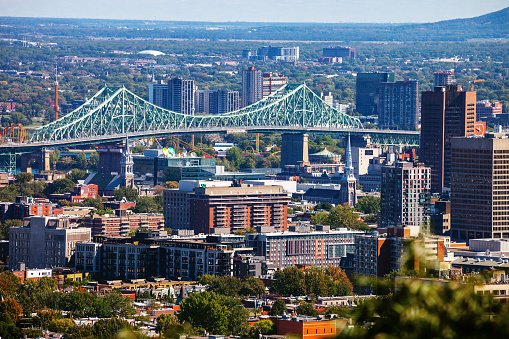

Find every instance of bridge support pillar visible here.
[20,150,50,173]
[0,152,16,174]
[280,133,309,170]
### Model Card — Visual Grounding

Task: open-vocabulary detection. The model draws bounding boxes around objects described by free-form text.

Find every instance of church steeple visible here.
[344,133,355,180]
[120,136,134,187]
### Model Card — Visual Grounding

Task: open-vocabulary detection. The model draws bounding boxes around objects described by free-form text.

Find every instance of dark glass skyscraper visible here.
[355,72,394,116]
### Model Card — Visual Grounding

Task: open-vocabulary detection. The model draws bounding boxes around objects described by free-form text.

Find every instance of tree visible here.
[0,272,21,296]
[271,299,287,316]
[164,181,179,189]
[208,276,242,297]
[114,187,138,202]
[67,168,86,183]
[328,205,370,230]
[156,314,179,334]
[92,318,134,339]
[315,202,333,211]
[296,303,318,316]
[76,152,88,169]
[249,319,275,339]
[270,267,306,296]
[131,196,162,213]
[46,178,75,195]
[49,150,60,170]
[325,266,353,296]
[102,290,136,317]
[198,274,214,286]
[226,146,243,169]
[48,318,75,333]
[0,313,21,339]
[178,291,228,334]
[355,196,381,215]
[89,152,99,170]
[342,279,509,338]
[239,276,266,297]
[0,298,23,322]
[0,219,23,240]
[15,172,34,185]
[311,211,329,225]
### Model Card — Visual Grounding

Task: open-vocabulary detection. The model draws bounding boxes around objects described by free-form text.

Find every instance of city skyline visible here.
[0,0,507,24]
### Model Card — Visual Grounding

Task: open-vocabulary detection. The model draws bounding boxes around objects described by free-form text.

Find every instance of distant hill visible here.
[429,6,509,27]
[0,8,508,42]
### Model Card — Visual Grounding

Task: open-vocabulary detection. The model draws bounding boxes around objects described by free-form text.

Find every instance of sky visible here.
[0,0,507,23]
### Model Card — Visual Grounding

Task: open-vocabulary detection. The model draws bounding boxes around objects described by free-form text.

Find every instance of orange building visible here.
[273,315,347,339]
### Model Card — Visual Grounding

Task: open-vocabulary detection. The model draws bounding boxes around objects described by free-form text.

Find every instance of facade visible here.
[75,242,102,274]
[323,46,356,59]
[148,81,169,109]
[98,243,159,279]
[168,77,195,115]
[9,216,91,270]
[244,46,299,62]
[355,72,394,116]
[84,213,164,237]
[378,162,431,235]
[451,134,509,240]
[420,85,476,193]
[351,146,383,179]
[379,80,419,130]
[242,67,262,107]
[476,100,503,120]
[262,72,288,97]
[195,89,239,114]
[189,183,289,234]
[247,227,362,268]
[434,72,455,87]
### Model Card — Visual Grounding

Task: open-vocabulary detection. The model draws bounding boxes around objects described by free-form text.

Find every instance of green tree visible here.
[270,299,287,316]
[270,267,306,296]
[0,313,21,339]
[226,146,243,169]
[0,219,23,240]
[114,187,139,202]
[67,168,86,183]
[355,196,381,215]
[328,205,370,230]
[131,196,162,213]
[249,319,276,339]
[342,279,509,338]
[89,152,99,170]
[0,272,21,296]
[49,150,60,170]
[155,314,179,334]
[239,276,266,297]
[47,318,75,333]
[92,318,134,339]
[310,211,329,225]
[178,291,228,334]
[102,290,136,317]
[0,298,23,322]
[198,274,214,286]
[296,303,318,316]
[76,152,88,169]
[314,202,334,211]
[46,178,75,195]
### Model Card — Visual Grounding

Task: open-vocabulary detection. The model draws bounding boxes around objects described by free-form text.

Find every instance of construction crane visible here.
[470,79,485,91]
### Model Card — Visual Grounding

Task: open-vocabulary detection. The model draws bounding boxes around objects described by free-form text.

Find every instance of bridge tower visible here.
[280,133,309,170]
[20,150,50,174]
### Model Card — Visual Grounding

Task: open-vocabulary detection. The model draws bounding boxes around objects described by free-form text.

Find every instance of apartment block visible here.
[242,67,262,107]
[378,162,431,235]
[168,77,195,115]
[476,100,503,120]
[246,227,362,268]
[355,72,394,116]
[148,80,169,109]
[84,212,164,237]
[262,72,287,97]
[323,46,356,59]
[9,216,91,270]
[379,80,419,130]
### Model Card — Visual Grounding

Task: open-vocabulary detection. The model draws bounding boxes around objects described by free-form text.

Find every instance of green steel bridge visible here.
[0,83,419,173]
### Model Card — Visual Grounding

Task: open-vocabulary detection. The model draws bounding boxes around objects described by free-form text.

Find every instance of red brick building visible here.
[84,212,164,236]
[189,183,289,234]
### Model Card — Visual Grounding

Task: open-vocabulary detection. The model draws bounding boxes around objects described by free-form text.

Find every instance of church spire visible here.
[344,133,355,180]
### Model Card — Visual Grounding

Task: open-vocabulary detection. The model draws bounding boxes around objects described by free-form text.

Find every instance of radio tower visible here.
[54,65,59,121]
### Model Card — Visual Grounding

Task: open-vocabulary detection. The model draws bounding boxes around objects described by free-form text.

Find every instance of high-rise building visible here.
[168,77,195,115]
[195,90,217,114]
[434,72,455,87]
[242,67,262,107]
[451,134,509,240]
[217,89,239,113]
[262,72,287,97]
[420,85,476,193]
[323,46,356,59]
[148,80,169,109]
[476,100,503,120]
[378,162,431,236]
[379,80,419,130]
[195,89,239,114]
[355,72,395,116]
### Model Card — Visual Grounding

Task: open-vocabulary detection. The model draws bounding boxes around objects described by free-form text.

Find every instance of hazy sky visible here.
[0,0,507,23]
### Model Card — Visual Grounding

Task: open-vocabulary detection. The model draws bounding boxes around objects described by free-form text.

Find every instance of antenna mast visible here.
[54,65,59,121]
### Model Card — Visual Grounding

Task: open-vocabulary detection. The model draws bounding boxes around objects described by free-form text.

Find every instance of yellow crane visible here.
[470,79,485,91]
